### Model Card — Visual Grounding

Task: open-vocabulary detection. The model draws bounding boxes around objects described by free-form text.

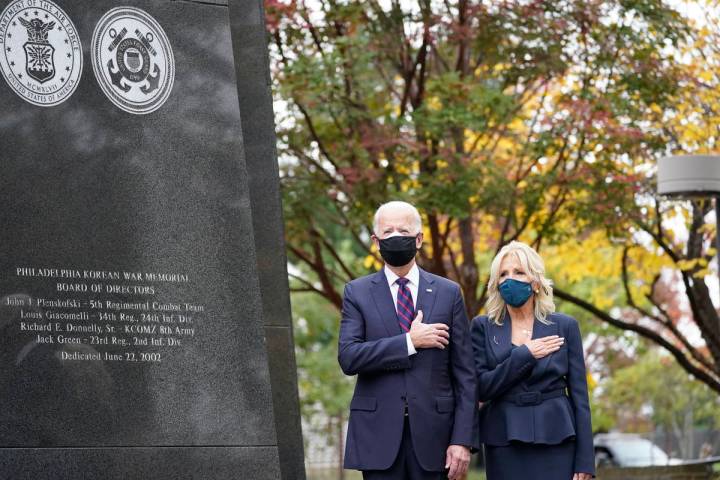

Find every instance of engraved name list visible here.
[5,266,204,364]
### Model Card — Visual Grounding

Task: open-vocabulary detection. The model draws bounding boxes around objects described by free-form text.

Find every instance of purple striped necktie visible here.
[396,277,414,332]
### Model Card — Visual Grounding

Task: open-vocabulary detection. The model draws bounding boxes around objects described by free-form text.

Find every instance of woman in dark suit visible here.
[472,241,594,479]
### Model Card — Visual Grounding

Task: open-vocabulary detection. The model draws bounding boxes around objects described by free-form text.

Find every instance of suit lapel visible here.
[489,312,512,363]
[526,316,560,383]
[416,269,437,323]
[370,270,402,336]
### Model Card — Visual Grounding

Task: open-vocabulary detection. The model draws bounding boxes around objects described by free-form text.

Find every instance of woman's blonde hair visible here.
[485,241,555,325]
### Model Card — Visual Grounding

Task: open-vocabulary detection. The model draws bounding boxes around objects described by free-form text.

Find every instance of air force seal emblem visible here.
[21,17,56,83]
[0,0,83,106]
[91,7,174,115]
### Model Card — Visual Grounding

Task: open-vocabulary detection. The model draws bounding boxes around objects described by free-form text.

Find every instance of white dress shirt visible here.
[384,264,419,356]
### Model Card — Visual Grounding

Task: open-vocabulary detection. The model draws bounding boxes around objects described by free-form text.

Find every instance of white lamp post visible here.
[657,155,720,286]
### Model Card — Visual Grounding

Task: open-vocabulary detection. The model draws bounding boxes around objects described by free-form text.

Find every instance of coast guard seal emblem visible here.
[0,0,83,107]
[91,7,174,115]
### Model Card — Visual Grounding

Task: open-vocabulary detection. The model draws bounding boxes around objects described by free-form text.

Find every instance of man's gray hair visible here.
[372,201,422,235]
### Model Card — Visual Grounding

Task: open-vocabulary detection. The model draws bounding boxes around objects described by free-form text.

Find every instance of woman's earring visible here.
[534,289,540,294]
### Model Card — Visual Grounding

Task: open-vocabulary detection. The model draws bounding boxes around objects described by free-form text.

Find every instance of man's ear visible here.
[371,234,379,249]
[415,232,423,248]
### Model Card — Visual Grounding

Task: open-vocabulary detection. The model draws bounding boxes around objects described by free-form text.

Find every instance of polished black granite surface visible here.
[0,0,303,477]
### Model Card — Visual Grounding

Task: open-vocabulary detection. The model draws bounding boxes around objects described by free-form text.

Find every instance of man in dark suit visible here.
[338,201,477,479]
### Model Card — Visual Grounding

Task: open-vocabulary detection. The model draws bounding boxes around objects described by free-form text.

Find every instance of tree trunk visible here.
[337,413,345,480]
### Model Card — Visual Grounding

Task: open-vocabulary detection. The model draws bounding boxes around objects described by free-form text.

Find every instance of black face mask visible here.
[379,235,418,267]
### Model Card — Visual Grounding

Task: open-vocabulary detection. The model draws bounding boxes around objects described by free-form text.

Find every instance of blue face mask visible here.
[499,278,533,307]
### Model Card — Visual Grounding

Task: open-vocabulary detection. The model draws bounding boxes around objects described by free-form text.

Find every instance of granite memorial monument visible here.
[0,0,304,478]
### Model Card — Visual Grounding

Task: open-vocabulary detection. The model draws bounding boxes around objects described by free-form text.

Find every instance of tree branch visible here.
[318,232,356,282]
[622,247,716,373]
[554,286,720,394]
[289,273,328,298]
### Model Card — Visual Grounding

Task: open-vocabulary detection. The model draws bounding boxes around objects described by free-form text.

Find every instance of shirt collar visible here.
[384,263,420,287]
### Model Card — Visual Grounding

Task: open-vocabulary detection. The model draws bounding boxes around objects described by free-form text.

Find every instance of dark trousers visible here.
[362,417,445,480]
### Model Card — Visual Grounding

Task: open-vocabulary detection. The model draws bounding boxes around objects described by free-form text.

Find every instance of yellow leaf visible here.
[676,258,701,270]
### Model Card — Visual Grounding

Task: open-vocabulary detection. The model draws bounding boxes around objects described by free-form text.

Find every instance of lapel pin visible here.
[493,336,499,345]
[426,288,432,292]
